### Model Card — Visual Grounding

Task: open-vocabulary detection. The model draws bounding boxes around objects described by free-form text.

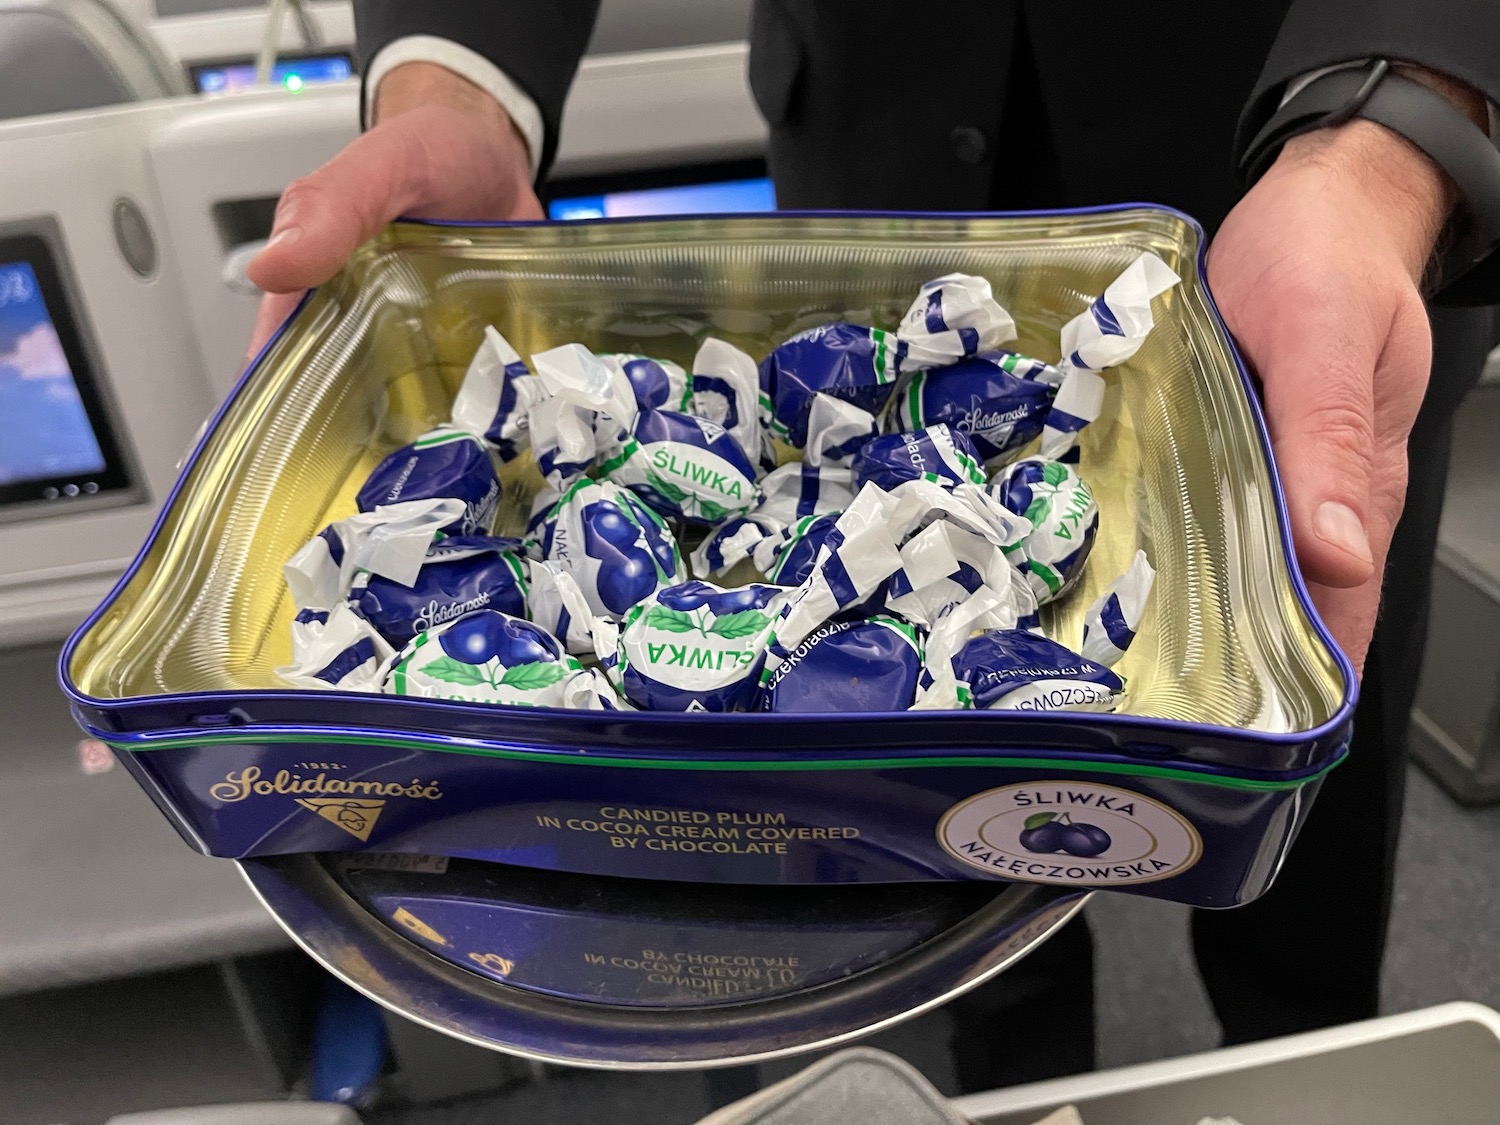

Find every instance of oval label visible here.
[937,780,1203,886]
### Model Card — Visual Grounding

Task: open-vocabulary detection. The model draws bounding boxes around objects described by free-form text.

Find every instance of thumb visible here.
[1258,314,1379,591]
[246,123,422,294]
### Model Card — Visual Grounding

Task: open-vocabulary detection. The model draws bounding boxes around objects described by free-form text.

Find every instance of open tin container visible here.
[61,208,1354,1065]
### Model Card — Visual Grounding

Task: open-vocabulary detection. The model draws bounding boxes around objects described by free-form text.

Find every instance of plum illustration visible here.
[596,548,657,614]
[1067,822,1111,857]
[1018,820,1067,854]
[657,582,715,611]
[1018,813,1111,857]
[586,505,641,548]
[437,611,508,663]
[705,586,777,614]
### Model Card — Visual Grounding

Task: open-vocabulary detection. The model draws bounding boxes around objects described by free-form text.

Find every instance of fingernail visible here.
[266,225,302,251]
[1313,501,1372,566]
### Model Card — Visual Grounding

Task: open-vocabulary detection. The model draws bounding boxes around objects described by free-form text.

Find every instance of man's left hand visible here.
[1206,73,1486,674]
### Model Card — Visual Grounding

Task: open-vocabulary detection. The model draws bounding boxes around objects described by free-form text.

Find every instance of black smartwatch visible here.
[1240,60,1500,305]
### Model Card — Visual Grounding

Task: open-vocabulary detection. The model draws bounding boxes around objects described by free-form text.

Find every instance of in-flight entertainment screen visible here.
[0,234,134,514]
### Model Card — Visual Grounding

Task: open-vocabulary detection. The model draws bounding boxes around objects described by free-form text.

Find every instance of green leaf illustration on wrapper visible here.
[646,606,698,633]
[1023,812,1058,830]
[498,662,570,690]
[1042,460,1071,487]
[708,610,772,639]
[1025,496,1051,524]
[421,656,490,687]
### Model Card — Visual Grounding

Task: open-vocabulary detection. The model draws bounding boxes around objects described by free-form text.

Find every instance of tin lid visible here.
[242,852,1086,1068]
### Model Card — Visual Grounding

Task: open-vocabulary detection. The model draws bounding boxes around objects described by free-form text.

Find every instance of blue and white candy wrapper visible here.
[895,273,1017,369]
[990,456,1099,603]
[882,517,1037,631]
[1040,252,1180,461]
[284,498,466,611]
[757,615,924,713]
[851,424,988,492]
[349,534,530,648]
[910,587,1121,712]
[529,343,761,525]
[599,353,692,413]
[1081,549,1155,666]
[593,581,792,712]
[892,350,1064,466]
[451,325,543,462]
[691,338,765,469]
[355,429,500,536]
[537,478,685,619]
[688,459,857,580]
[757,323,905,451]
[382,609,624,709]
[276,603,395,693]
[355,327,541,530]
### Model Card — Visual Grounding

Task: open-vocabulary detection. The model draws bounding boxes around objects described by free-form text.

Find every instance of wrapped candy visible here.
[284,498,466,612]
[757,615,924,713]
[891,350,1064,466]
[349,534,531,648]
[530,344,761,524]
[913,552,1155,712]
[990,456,1099,603]
[453,325,544,462]
[356,327,541,534]
[851,424,988,493]
[383,609,623,709]
[535,478,685,618]
[1081,550,1155,665]
[1040,252,1180,461]
[276,603,394,692]
[600,353,692,413]
[594,581,792,712]
[758,273,1016,452]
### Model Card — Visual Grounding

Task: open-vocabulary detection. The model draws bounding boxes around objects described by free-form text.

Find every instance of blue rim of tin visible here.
[89,721,1348,790]
[58,205,1358,758]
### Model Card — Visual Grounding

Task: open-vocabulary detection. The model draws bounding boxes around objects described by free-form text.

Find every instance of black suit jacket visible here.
[353,0,1500,302]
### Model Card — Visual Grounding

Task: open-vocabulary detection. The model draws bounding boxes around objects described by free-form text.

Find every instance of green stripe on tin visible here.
[109,729,1345,791]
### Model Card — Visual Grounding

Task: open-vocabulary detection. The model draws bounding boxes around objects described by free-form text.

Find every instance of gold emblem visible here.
[296,797,385,841]
[391,906,448,945]
[467,951,515,976]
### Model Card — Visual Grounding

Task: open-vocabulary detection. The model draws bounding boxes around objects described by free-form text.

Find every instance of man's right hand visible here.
[245,61,543,358]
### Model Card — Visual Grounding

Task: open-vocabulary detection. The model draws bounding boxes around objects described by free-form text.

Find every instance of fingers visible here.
[246,289,306,361]
[247,123,422,295]
[1255,290,1384,591]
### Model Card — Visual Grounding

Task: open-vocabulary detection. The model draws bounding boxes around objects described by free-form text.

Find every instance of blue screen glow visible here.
[0,262,104,486]
[193,54,354,94]
[548,177,776,221]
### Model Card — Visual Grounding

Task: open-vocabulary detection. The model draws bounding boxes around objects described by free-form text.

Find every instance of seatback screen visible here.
[0,234,134,515]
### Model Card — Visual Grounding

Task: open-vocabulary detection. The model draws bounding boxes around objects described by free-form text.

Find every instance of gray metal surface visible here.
[954,1003,1500,1125]
[0,641,284,997]
[1410,384,1500,803]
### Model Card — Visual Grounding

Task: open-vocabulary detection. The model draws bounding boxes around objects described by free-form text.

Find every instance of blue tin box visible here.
[61,209,1353,911]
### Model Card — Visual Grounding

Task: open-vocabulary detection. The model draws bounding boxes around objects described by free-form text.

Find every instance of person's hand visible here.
[1206,73,1486,674]
[245,61,543,358]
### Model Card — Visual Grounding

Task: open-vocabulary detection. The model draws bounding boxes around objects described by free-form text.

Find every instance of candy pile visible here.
[279,253,1178,715]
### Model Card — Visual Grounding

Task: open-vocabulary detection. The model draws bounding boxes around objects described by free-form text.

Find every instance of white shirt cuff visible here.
[1282,61,1500,145]
[363,34,546,181]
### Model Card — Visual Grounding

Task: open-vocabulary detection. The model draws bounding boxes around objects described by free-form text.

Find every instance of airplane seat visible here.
[0,0,186,121]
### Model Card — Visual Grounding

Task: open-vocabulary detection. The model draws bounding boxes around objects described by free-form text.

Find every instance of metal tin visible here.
[62,209,1354,908]
[239,852,1087,1068]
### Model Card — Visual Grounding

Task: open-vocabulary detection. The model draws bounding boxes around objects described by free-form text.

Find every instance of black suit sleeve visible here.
[353,0,602,181]
[1233,0,1500,304]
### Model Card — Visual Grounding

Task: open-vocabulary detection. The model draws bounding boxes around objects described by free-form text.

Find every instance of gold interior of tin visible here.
[69,211,1346,733]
